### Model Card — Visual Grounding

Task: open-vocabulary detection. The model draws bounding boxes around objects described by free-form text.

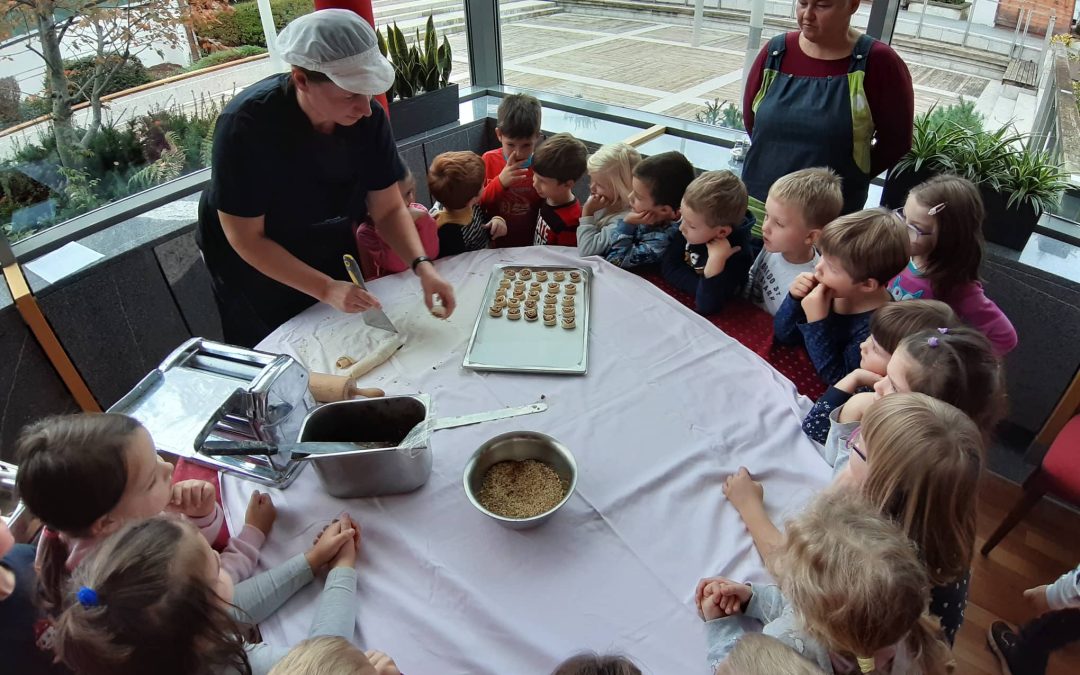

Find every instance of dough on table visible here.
[282,312,406,379]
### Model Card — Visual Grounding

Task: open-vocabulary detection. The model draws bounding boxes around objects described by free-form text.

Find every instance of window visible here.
[0,1,471,247]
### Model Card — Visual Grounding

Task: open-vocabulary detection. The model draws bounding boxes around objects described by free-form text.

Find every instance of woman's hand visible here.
[722,467,764,515]
[322,280,381,314]
[416,263,457,319]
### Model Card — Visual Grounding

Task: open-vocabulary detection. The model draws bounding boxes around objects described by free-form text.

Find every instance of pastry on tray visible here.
[525,308,538,321]
[562,316,576,329]
[562,305,575,317]
[507,307,522,320]
[508,297,521,308]
[489,305,504,317]
[570,271,582,282]
[536,271,549,282]
[561,296,574,306]
[519,268,532,280]
[544,315,557,327]
[554,271,566,282]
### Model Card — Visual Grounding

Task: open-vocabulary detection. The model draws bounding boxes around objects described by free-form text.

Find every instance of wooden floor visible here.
[956,474,1080,674]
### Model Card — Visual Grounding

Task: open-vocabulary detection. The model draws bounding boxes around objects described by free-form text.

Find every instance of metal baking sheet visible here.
[462,264,591,375]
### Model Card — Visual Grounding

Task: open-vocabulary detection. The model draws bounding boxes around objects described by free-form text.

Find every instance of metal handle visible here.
[201,440,279,457]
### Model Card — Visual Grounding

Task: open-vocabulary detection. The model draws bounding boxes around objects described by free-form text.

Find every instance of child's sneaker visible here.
[987,621,1028,675]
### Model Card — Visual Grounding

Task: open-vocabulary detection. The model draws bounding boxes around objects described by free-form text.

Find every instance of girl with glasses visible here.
[887,175,1017,356]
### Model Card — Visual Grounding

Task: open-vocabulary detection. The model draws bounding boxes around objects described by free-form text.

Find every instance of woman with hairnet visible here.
[197,8,457,346]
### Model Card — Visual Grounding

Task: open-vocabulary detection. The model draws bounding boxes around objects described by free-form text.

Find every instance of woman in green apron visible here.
[741,0,914,225]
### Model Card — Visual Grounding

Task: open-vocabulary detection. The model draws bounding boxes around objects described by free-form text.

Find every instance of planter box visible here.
[387,84,460,142]
[880,166,940,209]
[905,1,971,20]
[980,185,1038,251]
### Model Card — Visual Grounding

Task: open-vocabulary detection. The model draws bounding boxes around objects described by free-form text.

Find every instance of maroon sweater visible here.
[742,32,914,176]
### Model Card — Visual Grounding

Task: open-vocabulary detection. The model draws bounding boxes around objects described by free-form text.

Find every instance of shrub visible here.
[185,45,267,72]
[694,98,745,131]
[197,0,314,48]
[51,55,152,104]
[18,96,52,124]
[925,97,984,134]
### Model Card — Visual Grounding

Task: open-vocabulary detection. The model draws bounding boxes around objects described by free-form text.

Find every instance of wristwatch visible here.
[410,256,433,273]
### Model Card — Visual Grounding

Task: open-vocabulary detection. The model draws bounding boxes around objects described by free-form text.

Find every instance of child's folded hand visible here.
[801,280,834,323]
[167,479,217,519]
[788,272,818,300]
[695,576,752,620]
[306,514,359,572]
[244,490,277,536]
[582,193,611,218]
[722,467,764,513]
[484,216,508,239]
[623,209,656,227]
[365,650,401,675]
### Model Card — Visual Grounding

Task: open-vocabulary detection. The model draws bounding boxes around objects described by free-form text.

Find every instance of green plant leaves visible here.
[380,15,452,101]
[894,105,1069,215]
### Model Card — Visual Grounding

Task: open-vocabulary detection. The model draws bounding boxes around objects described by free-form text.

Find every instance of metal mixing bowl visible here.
[463,431,577,530]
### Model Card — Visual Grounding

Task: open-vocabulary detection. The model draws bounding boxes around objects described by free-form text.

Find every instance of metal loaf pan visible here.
[298,396,433,499]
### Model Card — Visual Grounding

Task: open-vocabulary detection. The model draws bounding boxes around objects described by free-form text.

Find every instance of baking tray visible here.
[462,264,591,375]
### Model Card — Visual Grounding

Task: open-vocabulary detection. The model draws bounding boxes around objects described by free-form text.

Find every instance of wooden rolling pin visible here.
[308,372,385,403]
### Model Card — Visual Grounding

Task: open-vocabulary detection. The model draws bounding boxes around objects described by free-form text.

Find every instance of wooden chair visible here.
[982,368,1080,555]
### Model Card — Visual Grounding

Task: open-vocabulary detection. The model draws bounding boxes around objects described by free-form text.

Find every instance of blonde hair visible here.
[860,393,982,586]
[682,170,749,229]
[587,143,640,227]
[773,491,953,675]
[818,209,910,284]
[768,168,844,229]
[720,633,826,674]
[268,637,374,675]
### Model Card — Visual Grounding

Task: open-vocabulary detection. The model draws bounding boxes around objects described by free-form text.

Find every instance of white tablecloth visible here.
[221,247,832,675]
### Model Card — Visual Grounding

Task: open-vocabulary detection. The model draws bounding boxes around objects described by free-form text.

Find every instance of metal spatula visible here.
[343,254,398,334]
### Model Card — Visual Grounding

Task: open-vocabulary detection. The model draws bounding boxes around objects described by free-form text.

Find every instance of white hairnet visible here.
[276,8,394,95]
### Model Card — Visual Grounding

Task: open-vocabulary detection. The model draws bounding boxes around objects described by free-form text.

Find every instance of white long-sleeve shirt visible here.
[1046,564,1080,610]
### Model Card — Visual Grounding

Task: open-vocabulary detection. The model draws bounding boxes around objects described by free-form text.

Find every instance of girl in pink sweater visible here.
[888,175,1017,356]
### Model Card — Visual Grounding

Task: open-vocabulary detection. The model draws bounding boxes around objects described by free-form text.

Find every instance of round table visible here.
[221,246,832,674]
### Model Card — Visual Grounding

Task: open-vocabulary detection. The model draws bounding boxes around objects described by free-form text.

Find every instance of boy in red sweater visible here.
[532,132,588,246]
[481,94,543,247]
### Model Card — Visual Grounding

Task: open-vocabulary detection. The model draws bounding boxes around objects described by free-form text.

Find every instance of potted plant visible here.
[981,145,1071,250]
[880,110,961,208]
[377,16,456,141]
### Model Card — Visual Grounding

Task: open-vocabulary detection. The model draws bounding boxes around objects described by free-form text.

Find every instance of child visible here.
[660,170,755,314]
[802,299,960,444]
[774,209,910,386]
[834,326,1005,435]
[481,93,543,247]
[747,168,843,315]
[1,519,73,674]
[53,513,360,675]
[15,414,274,611]
[355,170,439,278]
[532,132,589,246]
[552,653,642,675]
[427,151,507,257]
[699,491,953,674]
[269,637,400,675]
[724,393,984,645]
[889,175,1018,356]
[717,633,826,674]
[577,142,641,257]
[989,564,1080,675]
[606,151,696,269]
